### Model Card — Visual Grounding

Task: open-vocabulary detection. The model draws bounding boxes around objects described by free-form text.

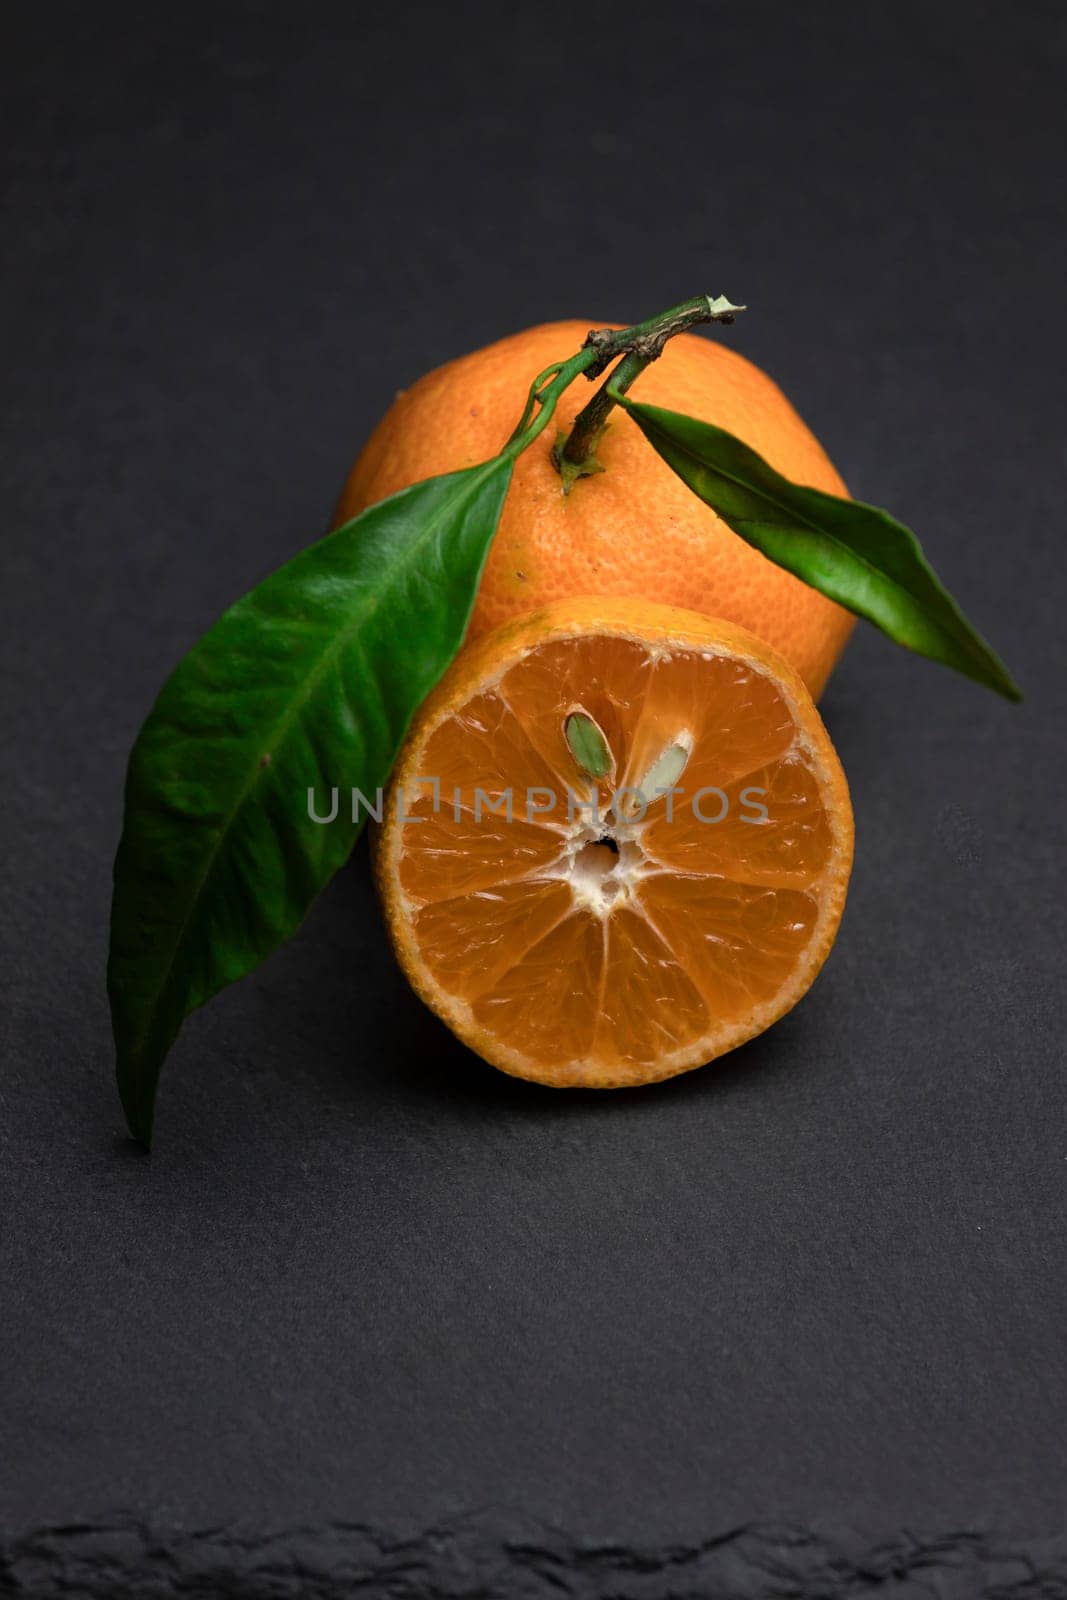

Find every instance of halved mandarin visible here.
[377,597,853,1088]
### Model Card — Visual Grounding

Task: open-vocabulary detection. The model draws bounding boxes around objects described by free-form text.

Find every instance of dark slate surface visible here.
[2,4,1065,1595]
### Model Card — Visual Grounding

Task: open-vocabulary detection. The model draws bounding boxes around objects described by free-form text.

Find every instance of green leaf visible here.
[616,396,1020,701]
[109,457,513,1145]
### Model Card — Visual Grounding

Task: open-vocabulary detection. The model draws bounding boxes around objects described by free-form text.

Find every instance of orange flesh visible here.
[387,624,851,1085]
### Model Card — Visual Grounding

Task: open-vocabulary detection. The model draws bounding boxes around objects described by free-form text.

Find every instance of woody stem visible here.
[501,294,744,475]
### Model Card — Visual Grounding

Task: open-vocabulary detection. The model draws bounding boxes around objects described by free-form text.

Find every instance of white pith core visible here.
[556,823,648,915]
[549,732,693,918]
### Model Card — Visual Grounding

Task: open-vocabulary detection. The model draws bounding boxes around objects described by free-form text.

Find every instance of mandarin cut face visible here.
[383,623,852,1086]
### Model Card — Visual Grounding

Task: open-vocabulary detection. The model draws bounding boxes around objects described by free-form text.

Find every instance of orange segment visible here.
[412,879,574,999]
[620,650,796,797]
[470,909,604,1067]
[637,876,821,1015]
[377,597,853,1088]
[642,755,834,887]
[595,907,710,1064]
[497,633,654,791]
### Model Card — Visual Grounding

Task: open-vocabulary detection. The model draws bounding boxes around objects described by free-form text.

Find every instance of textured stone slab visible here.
[3,1517,1066,1599]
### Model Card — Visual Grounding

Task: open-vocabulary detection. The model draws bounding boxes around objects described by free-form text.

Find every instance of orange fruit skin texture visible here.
[336,320,856,699]
[377,597,854,1091]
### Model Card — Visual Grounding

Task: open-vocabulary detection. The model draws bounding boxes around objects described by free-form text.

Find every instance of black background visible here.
[3,4,1065,1595]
